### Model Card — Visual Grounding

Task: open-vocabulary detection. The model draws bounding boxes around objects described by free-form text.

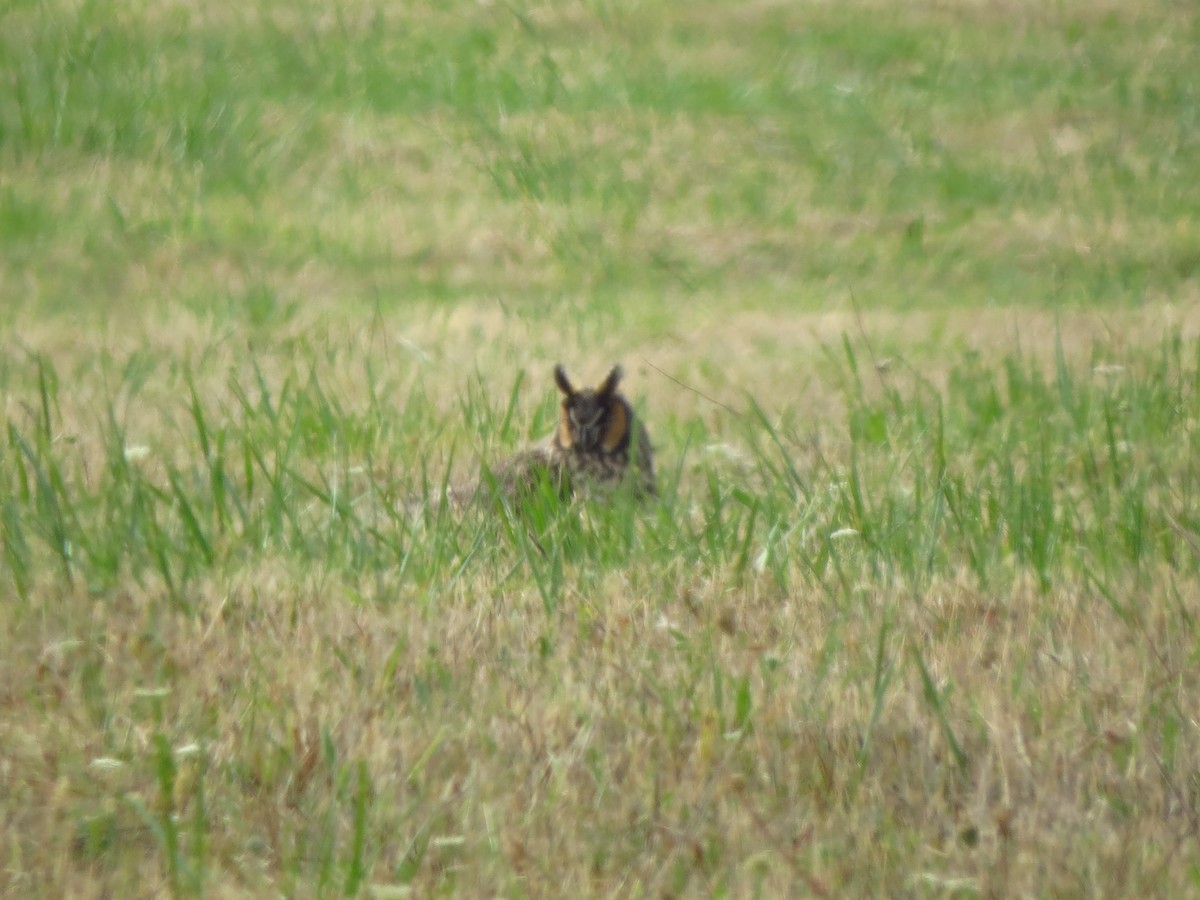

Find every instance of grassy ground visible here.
[3,0,1200,896]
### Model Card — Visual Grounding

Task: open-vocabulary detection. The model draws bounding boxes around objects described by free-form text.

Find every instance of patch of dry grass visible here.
[4,538,1198,895]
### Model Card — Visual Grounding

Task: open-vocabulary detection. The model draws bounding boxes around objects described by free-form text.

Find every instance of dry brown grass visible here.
[5,551,1198,895]
[3,304,1199,896]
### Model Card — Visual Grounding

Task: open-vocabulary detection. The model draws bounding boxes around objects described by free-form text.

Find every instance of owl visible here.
[484,363,657,503]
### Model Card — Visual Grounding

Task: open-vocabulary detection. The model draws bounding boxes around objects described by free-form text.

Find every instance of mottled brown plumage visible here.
[405,364,656,514]
[488,363,656,502]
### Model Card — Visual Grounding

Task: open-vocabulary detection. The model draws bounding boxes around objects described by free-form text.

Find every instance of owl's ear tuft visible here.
[596,365,623,399]
[554,364,575,398]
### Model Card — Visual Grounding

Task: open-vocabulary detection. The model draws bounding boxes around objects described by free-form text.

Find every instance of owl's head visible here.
[554,364,631,454]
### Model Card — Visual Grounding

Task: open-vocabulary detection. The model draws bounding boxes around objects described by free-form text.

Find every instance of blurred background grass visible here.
[3,0,1198,326]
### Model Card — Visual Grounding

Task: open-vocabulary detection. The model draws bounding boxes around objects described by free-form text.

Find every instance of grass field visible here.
[3,0,1200,896]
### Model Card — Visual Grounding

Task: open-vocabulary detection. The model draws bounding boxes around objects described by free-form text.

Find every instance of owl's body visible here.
[487,364,656,502]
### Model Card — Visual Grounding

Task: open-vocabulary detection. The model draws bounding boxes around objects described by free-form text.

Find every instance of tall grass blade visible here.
[8,424,75,583]
[910,644,968,774]
[1,498,31,600]
[344,760,371,896]
[168,467,215,567]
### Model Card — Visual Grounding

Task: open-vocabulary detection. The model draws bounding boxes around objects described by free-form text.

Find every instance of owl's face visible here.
[554,364,630,454]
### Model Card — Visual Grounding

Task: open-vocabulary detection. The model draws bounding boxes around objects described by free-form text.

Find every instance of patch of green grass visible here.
[2,0,1198,318]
